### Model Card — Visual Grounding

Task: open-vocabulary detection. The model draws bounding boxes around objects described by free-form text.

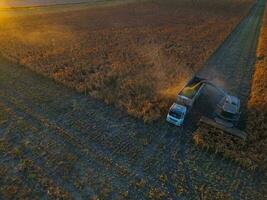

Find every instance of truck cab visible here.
[166,103,187,126]
[166,76,205,127]
[214,95,241,127]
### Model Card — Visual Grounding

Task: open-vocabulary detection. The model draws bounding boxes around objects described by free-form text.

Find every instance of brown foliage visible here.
[0,0,254,121]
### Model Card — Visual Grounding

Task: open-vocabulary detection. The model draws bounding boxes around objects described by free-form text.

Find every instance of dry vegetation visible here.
[193,6,267,173]
[0,0,255,121]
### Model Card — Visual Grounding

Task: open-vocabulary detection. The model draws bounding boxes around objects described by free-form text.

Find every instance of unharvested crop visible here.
[193,6,267,173]
[0,0,255,121]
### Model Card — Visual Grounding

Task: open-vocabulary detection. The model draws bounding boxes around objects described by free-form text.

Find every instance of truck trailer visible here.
[166,76,205,126]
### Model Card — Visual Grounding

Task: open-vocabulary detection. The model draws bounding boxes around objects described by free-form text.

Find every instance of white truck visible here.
[166,76,206,126]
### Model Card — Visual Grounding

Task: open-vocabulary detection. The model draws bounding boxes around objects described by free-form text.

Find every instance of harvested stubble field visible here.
[0,0,255,122]
[193,5,267,174]
[0,56,266,199]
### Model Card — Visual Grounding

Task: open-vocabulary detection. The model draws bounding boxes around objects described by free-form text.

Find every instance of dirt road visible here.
[0,0,266,199]
[197,0,266,104]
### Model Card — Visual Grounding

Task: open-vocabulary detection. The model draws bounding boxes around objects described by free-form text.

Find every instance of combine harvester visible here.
[166,76,247,139]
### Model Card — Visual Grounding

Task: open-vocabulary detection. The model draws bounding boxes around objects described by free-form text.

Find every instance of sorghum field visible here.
[0,0,255,122]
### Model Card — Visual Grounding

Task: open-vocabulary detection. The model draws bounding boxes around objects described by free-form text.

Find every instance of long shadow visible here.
[196,0,266,128]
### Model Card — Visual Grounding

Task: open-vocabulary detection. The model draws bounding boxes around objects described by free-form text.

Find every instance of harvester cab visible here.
[214,95,241,128]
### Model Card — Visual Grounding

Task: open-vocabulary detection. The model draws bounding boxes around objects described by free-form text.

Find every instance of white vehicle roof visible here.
[170,103,187,114]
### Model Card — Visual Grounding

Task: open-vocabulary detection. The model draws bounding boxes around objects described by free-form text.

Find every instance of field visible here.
[0,0,255,122]
[0,55,266,199]
[1,0,267,199]
[193,4,267,173]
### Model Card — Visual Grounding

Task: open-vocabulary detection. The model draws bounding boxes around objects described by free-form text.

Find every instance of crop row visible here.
[0,77,189,198]
[0,99,131,197]
[0,92,177,199]
[0,124,71,199]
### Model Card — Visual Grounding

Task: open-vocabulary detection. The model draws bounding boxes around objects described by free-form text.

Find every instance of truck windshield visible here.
[169,111,183,119]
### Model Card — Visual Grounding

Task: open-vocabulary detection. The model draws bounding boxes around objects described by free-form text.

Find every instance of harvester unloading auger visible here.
[166,76,247,139]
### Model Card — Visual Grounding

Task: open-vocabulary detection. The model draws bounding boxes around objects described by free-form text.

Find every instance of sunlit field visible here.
[0,0,255,122]
[0,0,105,8]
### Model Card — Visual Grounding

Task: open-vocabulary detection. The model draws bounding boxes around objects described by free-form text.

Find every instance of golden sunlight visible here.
[0,0,10,8]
